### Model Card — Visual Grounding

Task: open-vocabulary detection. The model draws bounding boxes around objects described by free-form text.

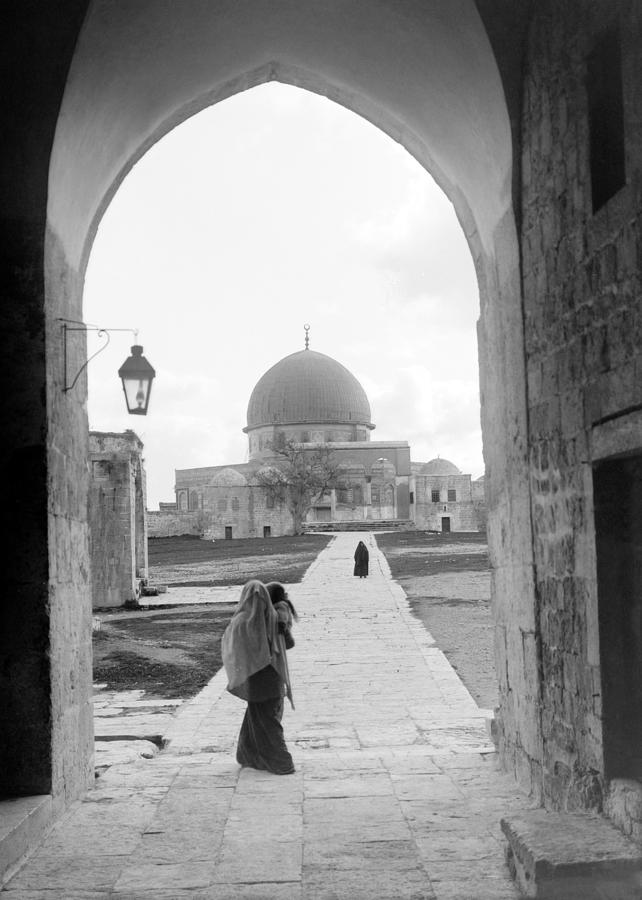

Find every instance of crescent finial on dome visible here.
[304,323,310,350]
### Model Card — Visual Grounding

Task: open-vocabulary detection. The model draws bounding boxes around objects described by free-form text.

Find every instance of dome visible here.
[421,457,461,476]
[209,467,247,487]
[246,350,373,430]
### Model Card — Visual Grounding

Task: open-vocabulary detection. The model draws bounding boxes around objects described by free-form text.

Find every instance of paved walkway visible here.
[2,534,532,899]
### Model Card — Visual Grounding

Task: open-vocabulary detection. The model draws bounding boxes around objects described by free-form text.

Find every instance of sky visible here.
[84,82,482,510]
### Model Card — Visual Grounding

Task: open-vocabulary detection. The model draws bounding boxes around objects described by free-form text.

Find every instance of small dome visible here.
[421,457,461,476]
[246,349,373,431]
[210,467,247,487]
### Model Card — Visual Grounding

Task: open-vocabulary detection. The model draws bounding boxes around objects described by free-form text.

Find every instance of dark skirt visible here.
[236,697,295,775]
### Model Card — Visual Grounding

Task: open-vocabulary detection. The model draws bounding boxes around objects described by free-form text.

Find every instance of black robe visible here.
[353,542,369,577]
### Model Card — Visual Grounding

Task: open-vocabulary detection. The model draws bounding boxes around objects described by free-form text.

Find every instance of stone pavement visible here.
[2,533,533,899]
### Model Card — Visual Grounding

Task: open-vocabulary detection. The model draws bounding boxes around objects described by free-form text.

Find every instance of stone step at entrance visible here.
[304,519,415,532]
[502,809,642,898]
[0,796,52,885]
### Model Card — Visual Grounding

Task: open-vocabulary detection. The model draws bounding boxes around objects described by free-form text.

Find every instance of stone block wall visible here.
[520,0,642,810]
[88,431,148,608]
[412,474,482,531]
[147,510,203,538]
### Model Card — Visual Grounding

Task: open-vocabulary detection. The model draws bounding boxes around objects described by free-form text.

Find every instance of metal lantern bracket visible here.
[59,318,140,392]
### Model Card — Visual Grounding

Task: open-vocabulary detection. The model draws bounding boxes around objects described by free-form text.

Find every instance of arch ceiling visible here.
[49,0,512,275]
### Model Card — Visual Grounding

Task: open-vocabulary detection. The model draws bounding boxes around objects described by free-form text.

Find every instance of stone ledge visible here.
[0,795,52,885]
[501,809,642,899]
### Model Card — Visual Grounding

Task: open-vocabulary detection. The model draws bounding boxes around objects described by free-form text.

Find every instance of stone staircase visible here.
[304,519,415,533]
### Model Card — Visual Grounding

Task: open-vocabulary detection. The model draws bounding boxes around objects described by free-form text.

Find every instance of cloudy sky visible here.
[84,82,482,510]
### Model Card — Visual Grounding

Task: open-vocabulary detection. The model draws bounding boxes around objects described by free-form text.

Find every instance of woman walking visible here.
[353,540,369,578]
[221,579,295,775]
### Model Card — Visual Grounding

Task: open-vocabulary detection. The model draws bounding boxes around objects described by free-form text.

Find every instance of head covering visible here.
[266,581,299,621]
[222,580,278,693]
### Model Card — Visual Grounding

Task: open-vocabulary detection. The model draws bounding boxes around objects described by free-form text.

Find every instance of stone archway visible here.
[39,0,534,812]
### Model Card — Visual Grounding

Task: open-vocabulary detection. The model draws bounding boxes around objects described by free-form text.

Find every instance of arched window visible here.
[189,490,199,510]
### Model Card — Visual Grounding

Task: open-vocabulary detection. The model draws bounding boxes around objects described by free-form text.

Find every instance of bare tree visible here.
[256,439,341,534]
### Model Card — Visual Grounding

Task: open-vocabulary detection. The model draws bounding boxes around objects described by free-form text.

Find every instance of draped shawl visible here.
[222,580,294,707]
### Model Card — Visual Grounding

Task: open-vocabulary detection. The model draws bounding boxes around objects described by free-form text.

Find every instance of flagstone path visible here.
[1,533,532,899]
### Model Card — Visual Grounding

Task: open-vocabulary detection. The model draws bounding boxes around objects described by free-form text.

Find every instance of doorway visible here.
[225,526,233,540]
[594,453,642,779]
[441,517,451,533]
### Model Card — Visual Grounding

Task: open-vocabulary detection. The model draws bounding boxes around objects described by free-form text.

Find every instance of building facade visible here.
[150,346,483,539]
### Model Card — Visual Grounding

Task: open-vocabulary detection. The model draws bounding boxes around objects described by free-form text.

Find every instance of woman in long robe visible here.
[353,540,369,578]
[221,579,295,775]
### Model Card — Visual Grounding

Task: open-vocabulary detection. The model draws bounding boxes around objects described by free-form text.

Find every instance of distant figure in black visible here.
[353,540,369,578]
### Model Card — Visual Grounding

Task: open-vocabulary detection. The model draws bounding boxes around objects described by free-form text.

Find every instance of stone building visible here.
[411,457,485,532]
[150,345,417,538]
[3,0,642,880]
[149,344,483,538]
[88,430,148,608]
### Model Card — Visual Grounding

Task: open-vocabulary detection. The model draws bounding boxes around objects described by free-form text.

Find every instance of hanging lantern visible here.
[118,345,156,415]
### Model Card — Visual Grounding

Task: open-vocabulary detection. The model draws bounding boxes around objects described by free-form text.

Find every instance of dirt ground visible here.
[374,531,496,710]
[94,531,496,708]
[94,534,330,698]
[147,533,331,586]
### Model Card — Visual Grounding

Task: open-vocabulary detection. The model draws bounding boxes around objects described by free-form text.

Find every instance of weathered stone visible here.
[502,809,642,899]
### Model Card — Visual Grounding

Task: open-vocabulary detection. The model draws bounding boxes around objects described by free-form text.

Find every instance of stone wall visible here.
[147,510,204,538]
[412,473,483,532]
[88,431,147,609]
[520,0,642,810]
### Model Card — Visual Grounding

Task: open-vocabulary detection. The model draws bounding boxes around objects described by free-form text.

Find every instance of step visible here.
[501,809,642,898]
[304,520,415,533]
[0,795,52,885]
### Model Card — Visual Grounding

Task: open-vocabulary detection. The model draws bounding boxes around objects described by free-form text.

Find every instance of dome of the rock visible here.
[246,350,374,430]
[421,457,461,475]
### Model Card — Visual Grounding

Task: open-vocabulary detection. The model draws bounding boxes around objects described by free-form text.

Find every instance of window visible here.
[409,491,414,504]
[448,489,456,502]
[231,496,240,511]
[92,460,110,480]
[217,498,227,512]
[266,494,274,509]
[189,490,199,510]
[431,490,440,503]
[588,28,626,212]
